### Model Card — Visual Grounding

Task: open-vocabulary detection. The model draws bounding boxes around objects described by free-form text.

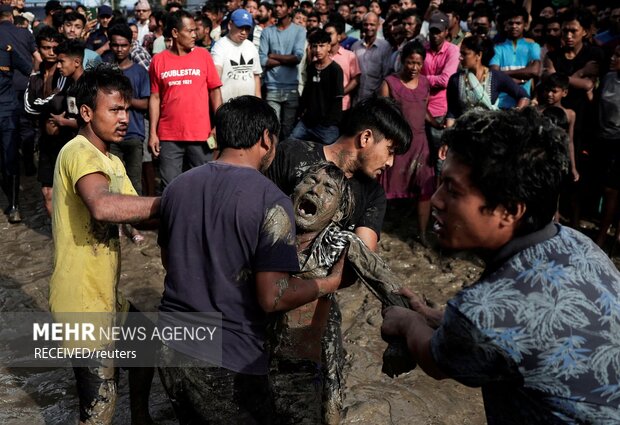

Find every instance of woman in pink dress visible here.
[379,40,434,244]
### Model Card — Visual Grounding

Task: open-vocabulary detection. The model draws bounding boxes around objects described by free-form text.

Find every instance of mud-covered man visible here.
[49,63,160,424]
[382,108,620,423]
[157,95,345,424]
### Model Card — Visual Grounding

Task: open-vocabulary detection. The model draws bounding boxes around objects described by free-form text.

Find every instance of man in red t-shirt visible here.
[148,10,222,189]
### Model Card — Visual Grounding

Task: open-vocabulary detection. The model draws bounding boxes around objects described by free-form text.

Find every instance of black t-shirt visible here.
[547,43,604,115]
[266,138,386,238]
[301,60,344,127]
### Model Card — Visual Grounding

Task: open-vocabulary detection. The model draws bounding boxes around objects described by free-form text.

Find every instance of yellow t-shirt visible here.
[50,135,136,314]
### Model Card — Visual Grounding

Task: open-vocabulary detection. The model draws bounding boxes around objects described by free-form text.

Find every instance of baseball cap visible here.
[230,9,253,28]
[98,5,113,17]
[428,11,449,32]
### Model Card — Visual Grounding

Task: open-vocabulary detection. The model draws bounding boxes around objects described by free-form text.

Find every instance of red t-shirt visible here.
[149,48,222,142]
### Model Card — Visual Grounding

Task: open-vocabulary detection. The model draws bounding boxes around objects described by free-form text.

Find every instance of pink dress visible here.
[380,74,435,200]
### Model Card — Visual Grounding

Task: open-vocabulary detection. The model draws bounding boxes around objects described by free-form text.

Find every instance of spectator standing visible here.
[86,5,113,56]
[380,41,434,244]
[148,10,222,190]
[441,1,468,47]
[2,5,37,177]
[134,0,152,44]
[324,20,360,110]
[446,36,529,128]
[352,12,392,103]
[195,15,214,51]
[259,0,306,140]
[421,11,459,172]
[253,1,275,50]
[62,12,102,69]
[291,29,343,145]
[0,4,31,223]
[490,6,541,109]
[211,9,261,102]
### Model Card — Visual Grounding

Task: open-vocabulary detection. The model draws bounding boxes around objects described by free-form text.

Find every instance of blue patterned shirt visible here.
[431,223,620,424]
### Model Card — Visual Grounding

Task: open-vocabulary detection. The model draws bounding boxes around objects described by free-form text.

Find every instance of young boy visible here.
[291,29,344,145]
[536,72,578,182]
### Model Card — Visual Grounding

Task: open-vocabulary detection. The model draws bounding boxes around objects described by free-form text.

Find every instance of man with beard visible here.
[490,6,541,109]
[253,1,274,49]
[50,63,159,425]
[157,95,345,424]
[211,9,262,101]
[382,107,620,425]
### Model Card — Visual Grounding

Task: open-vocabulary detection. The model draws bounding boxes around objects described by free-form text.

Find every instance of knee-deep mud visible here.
[0,177,494,424]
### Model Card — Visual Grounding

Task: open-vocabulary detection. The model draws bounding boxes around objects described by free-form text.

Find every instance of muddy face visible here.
[293,170,342,232]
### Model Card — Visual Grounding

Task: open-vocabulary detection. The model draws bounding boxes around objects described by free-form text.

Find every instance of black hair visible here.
[401,8,420,23]
[440,1,461,20]
[36,26,63,46]
[165,1,183,12]
[199,15,213,30]
[442,107,569,235]
[69,63,133,127]
[293,8,308,17]
[215,95,280,150]
[307,11,320,20]
[544,72,570,91]
[164,9,193,37]
[45,0,61,16]
[324,19,345,34]
[282,0,296,10]
[308,28,331,44]
[152,10,167,26]
[559,8,593,30]
[259,1,273,13]
[202,3,221,15]
[340,97,412,155]
[461,35,495,66]
[14,16,28,27]
[542,106,569,132]
[472,5,492,22]
[401,39,426,63]
[55,38,85,60]
[107,23,133,43]
[503,5,529,23]
[63,11,86,25]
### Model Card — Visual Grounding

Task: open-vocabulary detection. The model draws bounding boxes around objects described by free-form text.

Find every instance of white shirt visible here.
[211,36,262,102]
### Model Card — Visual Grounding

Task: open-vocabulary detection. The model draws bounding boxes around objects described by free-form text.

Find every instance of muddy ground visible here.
[1,174,498,424]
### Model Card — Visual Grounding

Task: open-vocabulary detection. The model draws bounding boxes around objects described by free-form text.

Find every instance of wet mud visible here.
[0,176,495,424]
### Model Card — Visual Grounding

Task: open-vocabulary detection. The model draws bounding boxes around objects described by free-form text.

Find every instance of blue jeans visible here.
[291,120,340,145]
[265,88,299,140]
[159,141,213,191]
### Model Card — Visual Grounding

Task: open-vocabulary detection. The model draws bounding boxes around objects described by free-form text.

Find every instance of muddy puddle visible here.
[1,176,493,424]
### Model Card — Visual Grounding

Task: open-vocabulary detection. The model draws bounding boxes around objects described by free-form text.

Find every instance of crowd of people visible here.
[1,0,620,423]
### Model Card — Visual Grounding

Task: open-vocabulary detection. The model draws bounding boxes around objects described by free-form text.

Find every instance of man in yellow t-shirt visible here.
[50,63,160,425]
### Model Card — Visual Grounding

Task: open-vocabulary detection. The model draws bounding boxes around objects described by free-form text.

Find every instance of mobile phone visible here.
[88,7,98,19]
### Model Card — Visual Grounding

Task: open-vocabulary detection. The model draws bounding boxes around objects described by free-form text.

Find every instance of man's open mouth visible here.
[298,197,318,218]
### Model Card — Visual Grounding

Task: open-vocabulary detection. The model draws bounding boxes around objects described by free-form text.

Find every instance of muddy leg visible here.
[129,367,154,425]
[321,296,344,425]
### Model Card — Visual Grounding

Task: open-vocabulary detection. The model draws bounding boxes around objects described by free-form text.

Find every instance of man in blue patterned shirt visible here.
[382,107,620,424]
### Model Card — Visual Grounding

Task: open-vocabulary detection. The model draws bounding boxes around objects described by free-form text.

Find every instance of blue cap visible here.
[98,5,113,17]
[230,9,253,28]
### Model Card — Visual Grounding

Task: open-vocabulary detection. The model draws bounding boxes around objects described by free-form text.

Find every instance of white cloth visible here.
[211,36,262,102]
